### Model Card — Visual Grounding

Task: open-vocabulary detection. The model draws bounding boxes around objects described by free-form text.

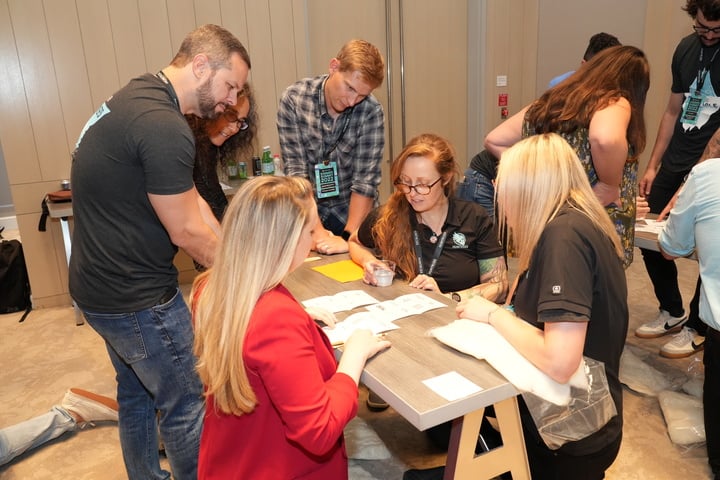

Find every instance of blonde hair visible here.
[336,39,385,88]
[496,133,623,273]
[192,176,315,415]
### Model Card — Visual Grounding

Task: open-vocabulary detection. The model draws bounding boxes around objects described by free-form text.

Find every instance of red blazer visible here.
[198,284,359,479]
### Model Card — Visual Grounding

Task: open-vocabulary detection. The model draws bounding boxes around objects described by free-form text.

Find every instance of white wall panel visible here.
[0,1,40,185]
[137,0,173,73]
[11,0,68,181]
[76,0,120,108]
[45,0,94,153]
[108,0,148,86]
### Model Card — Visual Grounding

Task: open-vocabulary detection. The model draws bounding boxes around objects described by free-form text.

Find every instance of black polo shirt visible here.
[358,198,503,293]
[513,207,628,456]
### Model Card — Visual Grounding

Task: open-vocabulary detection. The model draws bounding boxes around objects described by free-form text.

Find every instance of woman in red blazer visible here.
[192,176,390,479]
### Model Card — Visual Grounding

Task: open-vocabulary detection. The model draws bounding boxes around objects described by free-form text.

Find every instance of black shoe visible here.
[403,466,445,480]
[366,390,389,411]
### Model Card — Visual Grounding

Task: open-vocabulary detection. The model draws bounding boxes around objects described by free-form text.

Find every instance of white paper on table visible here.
[322,311,399,346]
[364,292,447,321]
[422,371,483,401]
[302,290,380,313]
[635,218,666,234]
[220,181,232,191]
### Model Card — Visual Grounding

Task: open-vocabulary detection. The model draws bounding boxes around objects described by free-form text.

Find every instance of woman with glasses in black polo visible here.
[348,132,508,305]
[348,132,508,414]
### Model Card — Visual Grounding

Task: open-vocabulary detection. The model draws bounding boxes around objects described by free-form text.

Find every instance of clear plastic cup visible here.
[374,260,396,287]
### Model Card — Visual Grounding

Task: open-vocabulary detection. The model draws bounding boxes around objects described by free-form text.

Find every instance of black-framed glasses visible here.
[222,110,249,130]
[693,23,720,35]
[393,177,443,195]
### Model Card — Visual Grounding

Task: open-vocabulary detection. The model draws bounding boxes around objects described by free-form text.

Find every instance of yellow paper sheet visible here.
[312,259,364,283]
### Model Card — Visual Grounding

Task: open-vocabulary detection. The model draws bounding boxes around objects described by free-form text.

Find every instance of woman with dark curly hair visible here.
[186,83,258,222]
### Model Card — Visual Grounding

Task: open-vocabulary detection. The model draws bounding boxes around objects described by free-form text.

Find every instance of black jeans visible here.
[641,166,705,334]
[705,327,720,479]
[523,433,622,480]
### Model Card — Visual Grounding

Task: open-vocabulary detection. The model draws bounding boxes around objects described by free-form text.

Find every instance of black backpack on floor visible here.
[0,239,32,322]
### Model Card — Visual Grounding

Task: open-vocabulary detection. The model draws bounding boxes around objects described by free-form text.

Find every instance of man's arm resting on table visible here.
[313,192,374,254]
[148,188,218,267]
[344,192,374,234]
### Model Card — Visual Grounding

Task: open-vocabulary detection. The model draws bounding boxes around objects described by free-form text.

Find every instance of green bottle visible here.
[227,157,239,180]
[261,146,274,176]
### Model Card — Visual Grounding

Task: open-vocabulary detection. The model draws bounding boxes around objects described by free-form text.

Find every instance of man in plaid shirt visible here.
[277,39,385,254]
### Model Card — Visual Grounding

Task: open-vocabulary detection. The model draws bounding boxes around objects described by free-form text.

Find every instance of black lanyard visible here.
[696,47,720,94]
[156,70,180,109]
[322,109,353,163]
[413,229,448,277]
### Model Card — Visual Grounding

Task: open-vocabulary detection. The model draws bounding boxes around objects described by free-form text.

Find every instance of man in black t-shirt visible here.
[636,0,720,358]
[70,25,250,480]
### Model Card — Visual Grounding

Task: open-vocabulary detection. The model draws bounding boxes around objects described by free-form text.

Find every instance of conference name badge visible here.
[315,162,340,199]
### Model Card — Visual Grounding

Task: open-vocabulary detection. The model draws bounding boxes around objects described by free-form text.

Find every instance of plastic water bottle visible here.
[273,154,284,176]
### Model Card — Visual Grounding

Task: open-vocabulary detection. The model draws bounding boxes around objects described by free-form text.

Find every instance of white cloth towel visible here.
[430,319,587,406]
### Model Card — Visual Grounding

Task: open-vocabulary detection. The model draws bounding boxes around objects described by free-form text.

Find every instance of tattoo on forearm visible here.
[700,131,720,163]
[479,257,508,284]
[475,257,509,302]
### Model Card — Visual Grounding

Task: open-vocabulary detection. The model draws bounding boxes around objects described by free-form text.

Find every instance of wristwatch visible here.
[451,292,462,302]
[340,230,351,241]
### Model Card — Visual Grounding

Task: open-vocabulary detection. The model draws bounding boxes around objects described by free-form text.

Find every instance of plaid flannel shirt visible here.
[277,75,384,226]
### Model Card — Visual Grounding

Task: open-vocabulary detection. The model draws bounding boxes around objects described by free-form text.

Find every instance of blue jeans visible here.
[0,407,75,466]
[456,168,495,219]
[82,289,204,480]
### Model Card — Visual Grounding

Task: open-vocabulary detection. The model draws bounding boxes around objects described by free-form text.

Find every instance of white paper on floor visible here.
[658,390,706,445]
[619,347,671,395]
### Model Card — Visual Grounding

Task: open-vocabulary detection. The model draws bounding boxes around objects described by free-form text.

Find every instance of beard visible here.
[197,70,221,119]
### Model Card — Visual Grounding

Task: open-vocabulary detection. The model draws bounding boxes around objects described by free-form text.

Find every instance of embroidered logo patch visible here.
[452,232,467,247]
[552,285,562,295]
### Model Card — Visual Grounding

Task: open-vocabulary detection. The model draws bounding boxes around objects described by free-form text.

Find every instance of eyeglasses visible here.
[693,23,720,35]
[393,177,443,195]
[222,110,249,130]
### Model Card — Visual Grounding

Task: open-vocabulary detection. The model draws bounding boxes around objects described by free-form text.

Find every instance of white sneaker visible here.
[635,310,688,339]
[61,388,119,426]
[660,327,705,359]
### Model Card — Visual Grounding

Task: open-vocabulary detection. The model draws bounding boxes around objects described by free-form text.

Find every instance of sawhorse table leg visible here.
[444,396,530,480]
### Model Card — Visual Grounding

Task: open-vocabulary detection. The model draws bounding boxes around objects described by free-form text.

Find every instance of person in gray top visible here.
[69,24,250,480]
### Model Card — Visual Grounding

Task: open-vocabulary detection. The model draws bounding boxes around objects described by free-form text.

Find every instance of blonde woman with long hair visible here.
[192,176,390,479]
[457,134,628,480]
